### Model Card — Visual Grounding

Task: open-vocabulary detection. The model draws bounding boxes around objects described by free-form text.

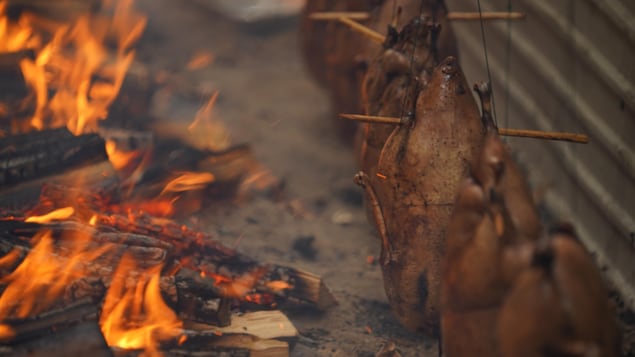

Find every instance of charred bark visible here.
[0,128,108,187]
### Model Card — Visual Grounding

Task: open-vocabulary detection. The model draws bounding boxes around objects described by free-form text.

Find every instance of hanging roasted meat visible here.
[299,0,458,140]
[355,56,484,335]
[441,84,620,356]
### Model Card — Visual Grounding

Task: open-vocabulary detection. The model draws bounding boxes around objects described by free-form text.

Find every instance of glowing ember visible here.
[161,172,215,195]
[265,280,293,292]
[0,324,14,340]
[100,255,183,355]
[24,206,75,223]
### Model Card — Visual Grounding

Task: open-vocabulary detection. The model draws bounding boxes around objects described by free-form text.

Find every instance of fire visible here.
[24,206,75,223]
[160,172,215,195]
[100,255,182,355]
[0,230,113,319]
[0,3,41,52]
[0,0,147,135]
[105,139,142,171]
[265,280,293,292]
[0,324,14,340]
[185,91,231,151]
[186,50,214,70]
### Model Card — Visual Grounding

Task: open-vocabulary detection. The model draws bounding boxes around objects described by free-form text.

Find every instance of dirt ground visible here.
[134,1,434,355]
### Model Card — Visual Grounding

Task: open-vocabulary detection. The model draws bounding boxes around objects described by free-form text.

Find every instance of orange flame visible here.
[24,206,75,223]
[0,230,113,319]
[185,91,231,151]
[160,172,215,196]
[105,139,142,171]
[186,50,214,70]
[0,0,147,135]
[265,280,293,292]
[100,255,182,355]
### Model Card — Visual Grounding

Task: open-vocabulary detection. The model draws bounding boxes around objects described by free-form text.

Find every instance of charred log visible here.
[7,320,112,357]
[4,0,101,21]
[0,128,108,188]
[0,299,98,345]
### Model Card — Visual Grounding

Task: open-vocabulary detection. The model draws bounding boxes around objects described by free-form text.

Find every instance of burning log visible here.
[4,0,101,21]
[0,49,33,96]
[92,212,336,309]
[0,162,117,211]
[170,268,232,327]
[7,321,112,357]
[0,128,108,187]
[0,299,98,344]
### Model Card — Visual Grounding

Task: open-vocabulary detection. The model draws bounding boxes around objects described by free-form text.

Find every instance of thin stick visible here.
[341,114,588,143]
[309,12,370,21]
[336,17,385,44]
[497,128,588,143]
[308,11,525,22]
[339,113,403,125]
[447,12,526,21]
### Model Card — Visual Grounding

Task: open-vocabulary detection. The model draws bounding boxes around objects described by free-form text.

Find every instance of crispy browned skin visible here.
[471,134,542,241]
[440,178,503,357]
[442,129,619,356]
[498,232,621,357]
[358,16,436,182]
[361,56,484,334]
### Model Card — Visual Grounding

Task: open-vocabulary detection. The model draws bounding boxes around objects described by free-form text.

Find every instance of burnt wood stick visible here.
[170,268,231,326]
[173,310,297,356]
[0,50,35,70]
[4,0,101,20]
[0,299,98,344]
[0,50,34,95]
[3,219,170,247]
[0,161,118,210]
[0,220,171,266]
[0,128,108,187]
[8,320,112,357]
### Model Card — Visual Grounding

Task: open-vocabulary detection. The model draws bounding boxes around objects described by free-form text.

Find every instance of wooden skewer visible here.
[336,17,385,44]
[497,128,588,143]
[308,12,371,21]
[309,11,526,22]
[447,12,526,21]
[339,113,404,125]
[341,114,589,143]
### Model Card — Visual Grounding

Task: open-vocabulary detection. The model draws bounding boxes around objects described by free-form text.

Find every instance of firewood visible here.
[4,0,101,21]
[0,160,117,210]
[171,268,232,327]
[0,50,34,104]
[0,128,108,188]
[178,310,298,357]
[8,320,112,357]
[0,299,98,344]
[0,220,170,268]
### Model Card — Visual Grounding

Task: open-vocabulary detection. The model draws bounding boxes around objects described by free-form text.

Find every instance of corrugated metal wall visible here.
[447,0,634,308]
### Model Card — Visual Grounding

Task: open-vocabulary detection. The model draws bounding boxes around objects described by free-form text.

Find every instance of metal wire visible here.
[477,0,498,127]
